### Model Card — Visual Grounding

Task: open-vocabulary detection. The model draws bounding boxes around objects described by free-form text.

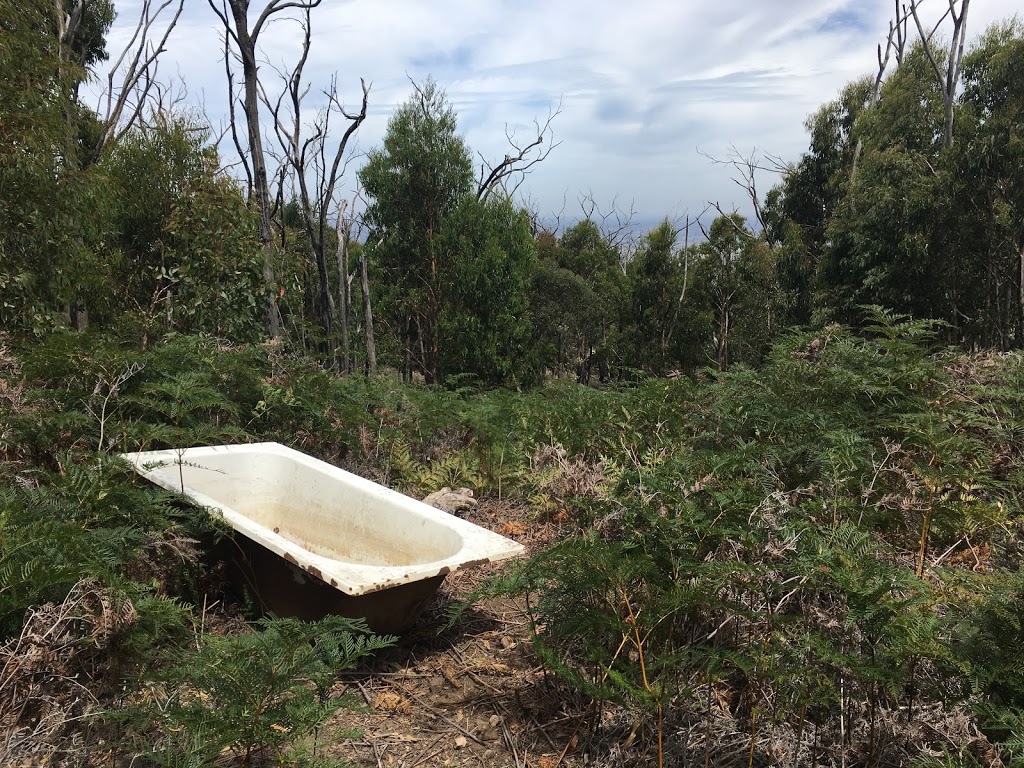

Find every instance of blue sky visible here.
[96,0,1021,233]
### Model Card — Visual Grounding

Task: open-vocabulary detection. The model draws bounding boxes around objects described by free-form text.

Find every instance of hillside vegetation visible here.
[2,318,1024,765]
[3,1,1024,765]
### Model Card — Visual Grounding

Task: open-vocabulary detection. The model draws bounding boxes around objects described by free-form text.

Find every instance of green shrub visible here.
[0,456,205,637]
[133,616,394,767]
[471,312,1024,764]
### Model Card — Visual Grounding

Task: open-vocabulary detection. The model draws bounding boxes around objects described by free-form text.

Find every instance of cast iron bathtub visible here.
[122,442,524,632]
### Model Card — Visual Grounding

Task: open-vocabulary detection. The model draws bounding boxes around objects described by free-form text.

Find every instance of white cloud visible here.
[91,0,1022,231]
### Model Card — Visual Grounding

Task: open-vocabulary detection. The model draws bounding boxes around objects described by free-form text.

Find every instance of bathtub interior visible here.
[132,446,465,568]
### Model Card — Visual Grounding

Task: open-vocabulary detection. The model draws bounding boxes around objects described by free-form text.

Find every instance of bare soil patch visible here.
[324,500,630,768]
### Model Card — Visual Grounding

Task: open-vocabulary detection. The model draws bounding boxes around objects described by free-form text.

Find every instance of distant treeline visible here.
[3,1,1022,384]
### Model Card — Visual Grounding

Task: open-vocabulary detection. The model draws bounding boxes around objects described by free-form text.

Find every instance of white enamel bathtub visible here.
[121,442,524,630]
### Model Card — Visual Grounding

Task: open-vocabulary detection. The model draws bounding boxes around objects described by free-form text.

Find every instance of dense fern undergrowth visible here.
[2,311,1024,766]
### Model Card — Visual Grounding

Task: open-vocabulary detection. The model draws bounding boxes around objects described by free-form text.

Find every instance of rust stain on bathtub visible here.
[456,558,491,570]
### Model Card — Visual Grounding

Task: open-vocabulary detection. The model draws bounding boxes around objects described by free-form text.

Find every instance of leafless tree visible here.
[476,101,562,202]
[520,190,569,237]
[910,0,971,149]
[259,6,368,366]
[852,1,911,184]
[58,0,184,162]
[699,146,786,234]
[207,0,327,338]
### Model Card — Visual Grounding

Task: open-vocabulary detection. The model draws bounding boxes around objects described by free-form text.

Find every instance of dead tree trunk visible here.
[852,0,909,186]
[716,292,733,371]
[336,207,351,374]
[360,249,377,376]
[208,0,328,338]
[911,0,971,150]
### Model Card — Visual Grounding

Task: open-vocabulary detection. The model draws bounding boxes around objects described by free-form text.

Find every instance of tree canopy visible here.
[359,78,536,385]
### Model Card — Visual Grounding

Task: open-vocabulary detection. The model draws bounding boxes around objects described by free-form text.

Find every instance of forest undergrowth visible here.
[2,310,1024,766]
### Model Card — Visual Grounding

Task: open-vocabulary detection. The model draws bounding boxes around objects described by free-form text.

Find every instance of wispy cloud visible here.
[95,0,1021,229]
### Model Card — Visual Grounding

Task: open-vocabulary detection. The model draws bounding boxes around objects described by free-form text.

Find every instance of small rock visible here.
[422,487,477,515]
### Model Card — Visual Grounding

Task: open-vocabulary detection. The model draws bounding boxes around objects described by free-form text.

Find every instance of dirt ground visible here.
[322,500,640,768]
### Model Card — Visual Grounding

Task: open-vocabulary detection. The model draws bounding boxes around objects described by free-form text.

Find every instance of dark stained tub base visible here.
[216,535,446,635]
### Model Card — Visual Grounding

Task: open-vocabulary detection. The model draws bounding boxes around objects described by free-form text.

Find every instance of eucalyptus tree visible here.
[435,195,536,385]
[693,213,777,370]
[953,19,1024,346]
[358,78,474,384]
[1,0,81,330]
[2,1,128,330]
[623,221,691,375]
[359,78,547,385]
[767,15,1024,349]
[762,78,871,325]
[554,220,626,382]
[104,119,265,341]
[530,236,594,379]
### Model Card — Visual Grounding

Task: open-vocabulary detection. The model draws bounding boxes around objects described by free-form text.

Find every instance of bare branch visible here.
[705,202,757,242]
[322,79,370,230]
[93,0,185,158]
[477,99,562,202]
[909,0,970,148]
[699,146,784,233]
[578,192,638,265]
[219,12,253,196]
[205,0,238,46]
[910,2,952,85]
[252,0,323,39]
[138,76,190,131]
